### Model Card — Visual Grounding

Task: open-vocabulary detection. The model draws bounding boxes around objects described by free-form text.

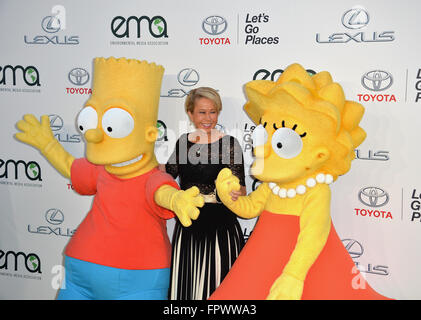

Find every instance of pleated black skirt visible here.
[169,203,245,300]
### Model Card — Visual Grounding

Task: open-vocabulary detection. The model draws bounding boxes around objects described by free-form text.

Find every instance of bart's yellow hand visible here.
[155,185,204,227]
[215,168,241,205]
[15,114,54,150]
[15,114,74,178]
[266,273,304,300]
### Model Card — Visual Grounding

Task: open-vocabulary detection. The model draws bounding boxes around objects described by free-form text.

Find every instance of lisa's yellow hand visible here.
[15,114,54,150]
[171,186,205,227]
[215,168,241,205]
[266,273,304,300]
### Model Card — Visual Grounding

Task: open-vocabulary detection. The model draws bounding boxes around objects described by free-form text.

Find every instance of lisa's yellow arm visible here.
[15,114,74,179]
[215,168,270,219]
[267,184,332,300]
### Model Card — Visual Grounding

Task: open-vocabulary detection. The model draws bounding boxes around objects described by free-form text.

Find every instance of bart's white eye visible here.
[251,124,268,148]
[101,108,134,138]
[271,128,303,159]
[77,106,98,133]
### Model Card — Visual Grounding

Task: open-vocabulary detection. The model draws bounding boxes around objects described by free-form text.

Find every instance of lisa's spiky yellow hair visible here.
[244,63,366,178]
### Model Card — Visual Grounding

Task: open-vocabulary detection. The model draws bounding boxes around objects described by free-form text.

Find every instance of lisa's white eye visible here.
[251,124,268,148]
[101,108,134,138]
[77,106,98,133]
[271,128,303,159]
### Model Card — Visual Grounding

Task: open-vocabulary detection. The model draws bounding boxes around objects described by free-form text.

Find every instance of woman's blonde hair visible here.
[185,87,222,114]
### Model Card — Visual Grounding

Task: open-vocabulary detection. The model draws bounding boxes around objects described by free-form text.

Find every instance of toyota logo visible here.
[358,187,389,207]
[361,70,393,91]
[341,8,370,30]
[342,239,364,259]
[68,68,90,86]
[202,15,227,35]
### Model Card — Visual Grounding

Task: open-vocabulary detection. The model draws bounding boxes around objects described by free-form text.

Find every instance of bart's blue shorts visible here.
[57,256,170,300]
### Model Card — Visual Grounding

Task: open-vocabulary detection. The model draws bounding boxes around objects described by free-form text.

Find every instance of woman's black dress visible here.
[166,133,245,300]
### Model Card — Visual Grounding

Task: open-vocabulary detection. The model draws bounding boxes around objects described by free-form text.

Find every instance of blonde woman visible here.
[164,87,246,300]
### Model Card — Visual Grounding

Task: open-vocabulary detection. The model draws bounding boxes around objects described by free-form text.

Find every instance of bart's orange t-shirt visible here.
[65,158,178,270]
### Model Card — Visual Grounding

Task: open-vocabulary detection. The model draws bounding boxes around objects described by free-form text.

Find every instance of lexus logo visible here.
[41,15,62,33]
[202,15,227,35]
[342,239,364,259]
[177,68,200,86]
[358,187,389,207]
[361,70,393,91]
[45,208,64,225]
[341,8,370,29]
[48,114,64,131]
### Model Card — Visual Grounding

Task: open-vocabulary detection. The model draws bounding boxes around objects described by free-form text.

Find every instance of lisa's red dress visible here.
[209,211,391,300]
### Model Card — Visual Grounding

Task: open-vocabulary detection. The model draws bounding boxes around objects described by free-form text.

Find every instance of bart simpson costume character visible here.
[209,63,391,300]
[15,57,204,300]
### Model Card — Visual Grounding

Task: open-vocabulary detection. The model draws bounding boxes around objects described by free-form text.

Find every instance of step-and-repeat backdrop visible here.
[1,0,420,299]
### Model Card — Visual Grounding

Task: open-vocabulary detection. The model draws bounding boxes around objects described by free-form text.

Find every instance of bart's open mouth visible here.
[110,154,143,167]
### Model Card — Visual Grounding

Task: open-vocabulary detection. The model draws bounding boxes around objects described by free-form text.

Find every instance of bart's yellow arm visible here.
[215,168,270,219]
[15,114,75,179]
[267,183,332,300]
[154,185,204,227]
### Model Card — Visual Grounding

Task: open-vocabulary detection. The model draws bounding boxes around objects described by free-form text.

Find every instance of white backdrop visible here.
[1,0,420,300]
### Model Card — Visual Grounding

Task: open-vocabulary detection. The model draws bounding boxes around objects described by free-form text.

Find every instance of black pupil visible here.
[79,125,84,131]
[277,142,282,148]
[107,127,112,132]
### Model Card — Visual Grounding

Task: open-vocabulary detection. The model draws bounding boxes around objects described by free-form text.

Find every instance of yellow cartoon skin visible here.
[15,57,203,227]
[210,64,389,300]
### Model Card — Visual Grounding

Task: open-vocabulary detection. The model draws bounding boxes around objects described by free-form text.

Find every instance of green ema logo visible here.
[0,65,40,86]
[0,250,42,274]
[0,159,42,181]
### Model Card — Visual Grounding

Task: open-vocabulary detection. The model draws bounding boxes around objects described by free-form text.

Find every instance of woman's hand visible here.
[230,186,246,201]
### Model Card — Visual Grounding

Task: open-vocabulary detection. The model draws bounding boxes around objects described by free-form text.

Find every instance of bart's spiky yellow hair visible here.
[244,63,366,178]
[91,57,164,122]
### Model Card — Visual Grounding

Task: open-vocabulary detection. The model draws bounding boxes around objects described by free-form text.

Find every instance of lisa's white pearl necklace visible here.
[268,173,334,199]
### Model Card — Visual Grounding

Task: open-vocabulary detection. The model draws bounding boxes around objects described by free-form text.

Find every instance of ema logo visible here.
[0,249,42,274]
[316,7,395,44]
[24,5,79,45]
[0,65,40,87]
[0,159,42,182]
[110,15,168,46]
[357,70,396,103]
[354,187,393,220]
[253,68,316,81]
[200,15,231,45]
[111,15,168,38]
[156,120,168,142]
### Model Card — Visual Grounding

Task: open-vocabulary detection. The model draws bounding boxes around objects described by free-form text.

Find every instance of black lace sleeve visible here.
[223,136,246,187]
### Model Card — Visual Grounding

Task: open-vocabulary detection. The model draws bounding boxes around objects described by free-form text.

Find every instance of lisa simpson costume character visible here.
[209,63,391,300]
[15,57,204,300]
